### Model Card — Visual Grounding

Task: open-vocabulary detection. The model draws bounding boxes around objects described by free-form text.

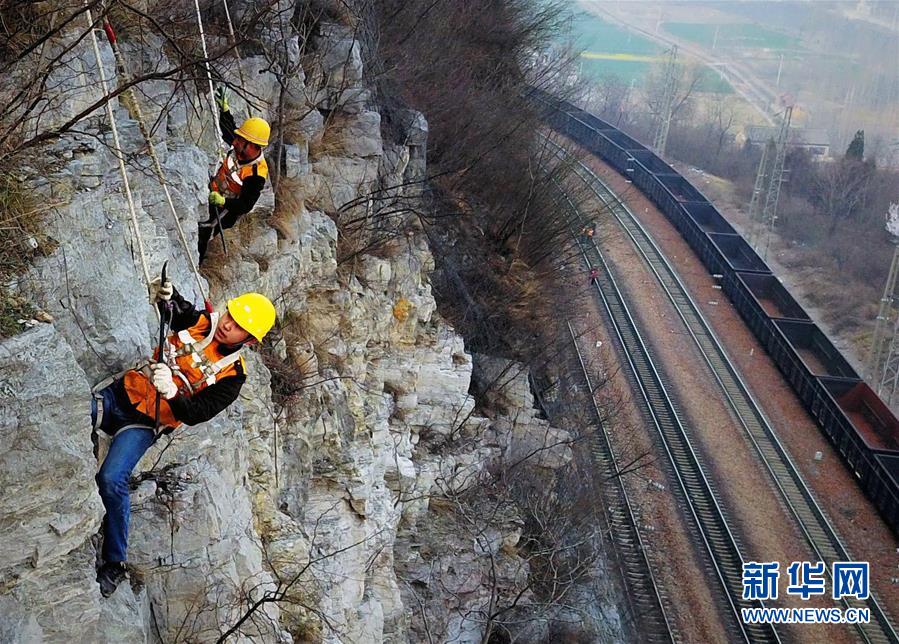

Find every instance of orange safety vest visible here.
[209,149,268,199]
[123,312,246,428]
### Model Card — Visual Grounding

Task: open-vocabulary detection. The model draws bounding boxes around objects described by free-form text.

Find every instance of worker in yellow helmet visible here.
[91,277,276,597]
[198,86,271,262]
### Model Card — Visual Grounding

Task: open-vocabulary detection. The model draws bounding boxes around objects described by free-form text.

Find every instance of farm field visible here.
[570,9,661,81]
[662,22,802,51]
[569,10,733,93]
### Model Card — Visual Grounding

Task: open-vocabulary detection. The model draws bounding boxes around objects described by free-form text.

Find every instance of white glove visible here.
[150,363,179,399]
[149,277,174,304]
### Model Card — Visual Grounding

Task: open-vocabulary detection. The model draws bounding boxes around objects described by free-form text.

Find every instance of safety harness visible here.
[165,311,243,394]
[210,149,265,199]
[92,312,243,437]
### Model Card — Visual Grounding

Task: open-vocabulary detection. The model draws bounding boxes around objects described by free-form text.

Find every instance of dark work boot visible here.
[197,223,213,264]
[97,562,127,598]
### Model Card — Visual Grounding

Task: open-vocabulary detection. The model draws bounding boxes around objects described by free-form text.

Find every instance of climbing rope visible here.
[96,15,211,310]
[85,7,154,299]
[220,0,253,117]
[193,0,258,254]
[193,0,224,157]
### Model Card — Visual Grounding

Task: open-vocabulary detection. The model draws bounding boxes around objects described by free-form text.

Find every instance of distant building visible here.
[740,125,832,158]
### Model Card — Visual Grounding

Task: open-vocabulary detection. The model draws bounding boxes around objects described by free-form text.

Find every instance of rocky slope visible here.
[0,6,617,643]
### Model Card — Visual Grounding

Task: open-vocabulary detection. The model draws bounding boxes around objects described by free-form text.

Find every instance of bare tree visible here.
[587,73,634,129]
[811,156,875,237]
[706,92,737,160]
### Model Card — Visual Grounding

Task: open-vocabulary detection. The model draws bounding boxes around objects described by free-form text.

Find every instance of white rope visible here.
[220,0,253,117]
[85,8,154,298]
[98,15,210,305]
[193,0,224,156]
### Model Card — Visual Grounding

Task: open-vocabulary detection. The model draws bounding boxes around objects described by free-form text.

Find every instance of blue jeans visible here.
[91,383,156,563]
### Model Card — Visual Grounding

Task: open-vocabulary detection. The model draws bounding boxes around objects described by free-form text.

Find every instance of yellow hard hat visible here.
[235,117,270,147]
[227,292,276,342]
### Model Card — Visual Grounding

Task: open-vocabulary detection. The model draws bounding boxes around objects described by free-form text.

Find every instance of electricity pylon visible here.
[869,205,899,406]
[652,45,678,158]
[747,139,772,247]
[758,104,793,261]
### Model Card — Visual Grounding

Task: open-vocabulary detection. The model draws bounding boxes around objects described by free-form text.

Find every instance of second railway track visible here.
[550,175,780,643]
[547,136,898,643]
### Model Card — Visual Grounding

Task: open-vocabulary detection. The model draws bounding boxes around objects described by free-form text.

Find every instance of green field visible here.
[567,11,732,93]
[693,67,733,94]
[662,22,801,51]
[570,11,662,57]
[569,9,658,81]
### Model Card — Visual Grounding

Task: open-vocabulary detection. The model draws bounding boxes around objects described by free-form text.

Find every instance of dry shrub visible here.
[271,176,305,241]
[0,1,59,61]
[258,309,320,409]
[374,0,572,214]
[0,169,56,337]
[307,113,349,160]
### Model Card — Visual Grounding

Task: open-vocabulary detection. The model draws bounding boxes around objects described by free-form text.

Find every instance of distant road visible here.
[579,1,777,125]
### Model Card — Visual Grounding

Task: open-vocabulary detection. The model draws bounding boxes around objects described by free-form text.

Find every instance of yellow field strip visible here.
[580,52,662,62]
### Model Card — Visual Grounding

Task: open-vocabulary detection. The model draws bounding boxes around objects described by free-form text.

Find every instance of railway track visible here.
[548,138,899,643]
[563,321,676,643]
[549,177,780,643]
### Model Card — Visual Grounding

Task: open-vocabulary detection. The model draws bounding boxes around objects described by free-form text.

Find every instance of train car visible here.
[873,453,899,533]
[549,108,616,167]
[539,98,899,535]
[768,319,859,409]
[591,129,645,174]
[816,379,899,453]
[629,149,678,176]
[730,272,811,354]
[634,177,683,229]
[679,203,740,278]
[814,378,899,533]
[641,174,709,228]
[628,158,651,190]
[571,109,618,133]
[700,233,770,283]
[552,110,596,153]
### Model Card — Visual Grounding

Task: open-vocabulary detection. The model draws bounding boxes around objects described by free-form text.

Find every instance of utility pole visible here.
[759,103,793,261]
[652,45,678,158]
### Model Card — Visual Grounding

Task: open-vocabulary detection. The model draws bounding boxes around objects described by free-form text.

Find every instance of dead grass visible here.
[307,114,349,160]
[0,170,55,338]
[270,177,305,241]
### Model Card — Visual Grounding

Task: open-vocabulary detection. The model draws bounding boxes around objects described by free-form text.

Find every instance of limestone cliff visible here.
[0,6,609,643]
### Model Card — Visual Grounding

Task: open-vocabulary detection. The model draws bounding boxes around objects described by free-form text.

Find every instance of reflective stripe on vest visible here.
[168,312,242,393]
[123,312,245,427]
[210,149,265,199]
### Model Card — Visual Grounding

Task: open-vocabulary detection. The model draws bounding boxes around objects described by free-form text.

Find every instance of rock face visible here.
[0,11,623,644]
[0,324,108,642]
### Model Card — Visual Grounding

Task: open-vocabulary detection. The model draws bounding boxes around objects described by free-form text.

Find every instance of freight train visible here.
[534,89,899,536]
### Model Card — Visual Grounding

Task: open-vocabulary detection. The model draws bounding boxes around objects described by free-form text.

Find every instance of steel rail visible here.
[544,134,898,644]
[549,177,780,643]
[564,319,676,643]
